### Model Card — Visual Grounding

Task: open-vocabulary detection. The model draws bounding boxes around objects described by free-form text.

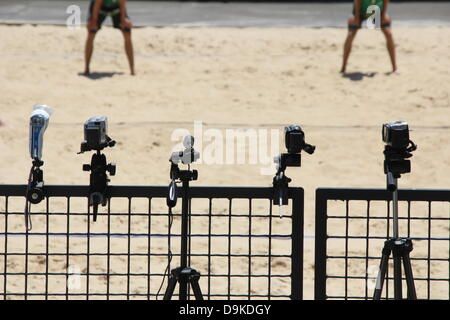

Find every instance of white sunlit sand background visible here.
[0,1,449,300]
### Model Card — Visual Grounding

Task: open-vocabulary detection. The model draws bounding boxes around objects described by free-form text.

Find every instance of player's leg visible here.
[113,12,135,75]
[381,15,397,72]
[122,29,135,75]
[341,18,360,73]
[84,30,97,75]
[84,1,105,75]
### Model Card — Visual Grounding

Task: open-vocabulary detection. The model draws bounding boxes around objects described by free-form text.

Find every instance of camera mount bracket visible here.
[272,153,299,206]
[166,163,198,208]
[24,159,46,231]
[26,159,45,205]
[384,139,417,193]
[83,151,116,222]
[383,141,417,184]
[272,170,291,206]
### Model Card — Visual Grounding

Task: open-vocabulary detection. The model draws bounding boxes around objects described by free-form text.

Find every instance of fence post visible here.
[314,188,328,300]
[290,187,303,300]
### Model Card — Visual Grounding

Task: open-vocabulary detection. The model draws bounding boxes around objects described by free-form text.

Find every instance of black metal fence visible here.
[315,188,450,300]
[0,185,303,300]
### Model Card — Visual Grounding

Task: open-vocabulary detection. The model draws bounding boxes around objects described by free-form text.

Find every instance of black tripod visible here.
[163,162,203,300]
[373,145,417,300]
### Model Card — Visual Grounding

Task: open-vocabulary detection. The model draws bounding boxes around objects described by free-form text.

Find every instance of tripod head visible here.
[82,151,116,221]
[167,136,199,208]
[273,126,315,215]
[79,117,116,222]
[26,159,45,205]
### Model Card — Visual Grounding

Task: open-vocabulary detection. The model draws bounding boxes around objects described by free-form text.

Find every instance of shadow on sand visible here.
[342,72,377,81]
[78,72,124,80]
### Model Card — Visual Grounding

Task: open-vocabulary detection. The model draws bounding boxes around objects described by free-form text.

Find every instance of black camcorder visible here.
[382,120,417,180]
[276,125,315,170]
[285,125,316,155]
[382,121,410,149]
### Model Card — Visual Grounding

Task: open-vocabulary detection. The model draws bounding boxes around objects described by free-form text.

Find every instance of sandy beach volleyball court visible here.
[0,24,449,299]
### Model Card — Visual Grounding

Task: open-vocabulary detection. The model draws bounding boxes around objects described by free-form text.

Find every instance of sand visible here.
[0,25,449,299]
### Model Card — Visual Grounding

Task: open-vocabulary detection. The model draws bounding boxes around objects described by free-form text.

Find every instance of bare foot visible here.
[386,68,399,75]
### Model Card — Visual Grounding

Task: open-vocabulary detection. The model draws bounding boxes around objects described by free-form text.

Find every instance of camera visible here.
[382,121,410,149]
[170,135,200,165]
[382,120,417,179]
[275,125,315,171]
[80,116,116,153]
[285,125,315,155]
[29,105,53,161]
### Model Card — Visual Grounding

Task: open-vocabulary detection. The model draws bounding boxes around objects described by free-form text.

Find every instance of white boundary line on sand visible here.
[0,52,385,59]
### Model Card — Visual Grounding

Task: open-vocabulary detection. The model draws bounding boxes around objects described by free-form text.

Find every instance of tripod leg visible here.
[178,270,190,300]
[163,274,178,300]
[373,242,391,300]
[392,248,403,300]
[402,252,417,300]
[190,272,204,300]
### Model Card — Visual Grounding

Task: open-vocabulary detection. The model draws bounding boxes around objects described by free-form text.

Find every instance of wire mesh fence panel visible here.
[315,188,450,300]
[0,185,303,300]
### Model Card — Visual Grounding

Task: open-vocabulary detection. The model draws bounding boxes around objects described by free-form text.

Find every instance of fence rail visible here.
[0,184,303,300]
[315,188,450,300]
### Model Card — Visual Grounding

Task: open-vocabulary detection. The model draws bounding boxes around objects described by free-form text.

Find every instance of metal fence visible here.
[0,184,303,300]
[315,188,450,300]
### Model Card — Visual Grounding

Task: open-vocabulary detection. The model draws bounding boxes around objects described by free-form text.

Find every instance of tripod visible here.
[163,163,203,300]
[373,147,417,300]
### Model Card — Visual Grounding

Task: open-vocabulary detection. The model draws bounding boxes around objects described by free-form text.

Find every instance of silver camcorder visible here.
[29,104,53,161]
[170,135,200,165]
[80,116,116,153]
